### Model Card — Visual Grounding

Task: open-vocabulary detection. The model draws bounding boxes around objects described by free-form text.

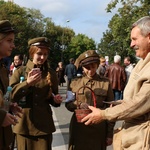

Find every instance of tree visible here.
[99,0,150,63]
[0,1,75,67]
[63,34,96,64]
[0,1,96,68]
[44,18,75,68]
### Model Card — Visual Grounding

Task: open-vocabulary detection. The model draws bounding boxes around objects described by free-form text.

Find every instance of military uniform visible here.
[9,37,60,150]
[0,60,13,150]
[0,20,14,150]
[65,50,115,150]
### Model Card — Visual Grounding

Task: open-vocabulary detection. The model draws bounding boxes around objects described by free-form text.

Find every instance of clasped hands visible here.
[2,102,23,127]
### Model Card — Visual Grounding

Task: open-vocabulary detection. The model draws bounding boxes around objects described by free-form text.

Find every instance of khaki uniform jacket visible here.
[103,53,150,150]
[0,60,13,149]
[66,74,115,150]
[10,60,59,136]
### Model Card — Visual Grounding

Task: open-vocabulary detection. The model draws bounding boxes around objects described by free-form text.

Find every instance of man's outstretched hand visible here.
[81,106,103,125]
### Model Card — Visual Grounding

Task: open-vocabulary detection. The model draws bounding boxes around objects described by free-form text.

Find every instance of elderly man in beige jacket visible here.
[82,16,150,150]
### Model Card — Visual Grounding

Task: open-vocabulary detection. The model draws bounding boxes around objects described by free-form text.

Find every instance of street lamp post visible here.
[61,20,70,62]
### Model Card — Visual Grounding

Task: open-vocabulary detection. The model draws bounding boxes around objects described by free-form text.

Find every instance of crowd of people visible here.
[0,16,150,150]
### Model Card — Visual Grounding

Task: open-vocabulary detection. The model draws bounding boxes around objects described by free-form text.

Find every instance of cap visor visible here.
[82,60,99,66]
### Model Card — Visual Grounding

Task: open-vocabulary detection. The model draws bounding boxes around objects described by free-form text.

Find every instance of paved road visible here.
[52,83,123,150]
[52,84,72,150]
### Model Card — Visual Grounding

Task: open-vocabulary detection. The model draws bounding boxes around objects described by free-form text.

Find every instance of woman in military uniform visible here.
[10,37,62,150]
[0,20,22,150]
[65,50,115,150]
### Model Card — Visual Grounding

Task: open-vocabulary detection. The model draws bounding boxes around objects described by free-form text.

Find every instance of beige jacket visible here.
[102,53,150,150]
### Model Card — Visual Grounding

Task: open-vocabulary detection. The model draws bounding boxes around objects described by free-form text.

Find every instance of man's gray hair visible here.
[114,55,121,63]
[132,16,150,37]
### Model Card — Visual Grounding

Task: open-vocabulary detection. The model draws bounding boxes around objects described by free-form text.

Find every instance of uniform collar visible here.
[27,59,43,71]
[83,73,100,85]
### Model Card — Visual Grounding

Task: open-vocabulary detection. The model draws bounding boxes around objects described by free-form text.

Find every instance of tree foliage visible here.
[0,0,96,68]
[99,0,150,63]
[63,34,96,64]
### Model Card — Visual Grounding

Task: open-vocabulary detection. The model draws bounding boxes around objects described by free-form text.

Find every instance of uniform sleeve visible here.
[50,69,58,95]
[0,109,6,126]
[9,68,31,103]
[105,81,114,102]
[49,69,60,107]
[0,87,6,125]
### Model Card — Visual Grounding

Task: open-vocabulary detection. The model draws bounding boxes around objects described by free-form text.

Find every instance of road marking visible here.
[52,107,68,150]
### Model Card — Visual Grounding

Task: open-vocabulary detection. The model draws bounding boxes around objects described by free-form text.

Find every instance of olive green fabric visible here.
[0,20,14,33]
[28,37,50,48]
[16,134,52,150]
[75,50,100,68]
[66,74,115,150]
[0,60,13,150]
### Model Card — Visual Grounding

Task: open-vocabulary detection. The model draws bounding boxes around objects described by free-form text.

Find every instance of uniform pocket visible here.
[94,88,107,96]
[93,89,108,108]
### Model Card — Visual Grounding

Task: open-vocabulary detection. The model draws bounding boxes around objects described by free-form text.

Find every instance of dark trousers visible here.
[67,78,72,90]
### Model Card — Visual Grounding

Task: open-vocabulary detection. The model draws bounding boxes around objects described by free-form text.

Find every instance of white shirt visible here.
[125,63,134,83]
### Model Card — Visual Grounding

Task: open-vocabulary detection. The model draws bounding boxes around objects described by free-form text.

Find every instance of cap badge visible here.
[85,53,89,57]
[45,38,48,42]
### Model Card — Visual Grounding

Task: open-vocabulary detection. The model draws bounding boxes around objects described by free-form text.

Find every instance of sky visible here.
[8,0,117,43]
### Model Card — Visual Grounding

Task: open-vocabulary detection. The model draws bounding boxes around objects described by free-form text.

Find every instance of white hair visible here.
[132,16,150,37]
[114,55,121,63]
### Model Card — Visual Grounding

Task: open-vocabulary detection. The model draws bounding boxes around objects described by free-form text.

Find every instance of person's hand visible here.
[79,102,89,109]
[56,68,59,71]
[53,94,63,104]
[81,106,103,125]
[26,70,41,86]
[10,102,23,118]
[106,137,113,146]
[2,113,18,127]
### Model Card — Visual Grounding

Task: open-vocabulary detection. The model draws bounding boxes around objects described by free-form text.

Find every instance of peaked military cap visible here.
[28,37,51,49]
[0,20,14,33]
[78,50,100,66]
